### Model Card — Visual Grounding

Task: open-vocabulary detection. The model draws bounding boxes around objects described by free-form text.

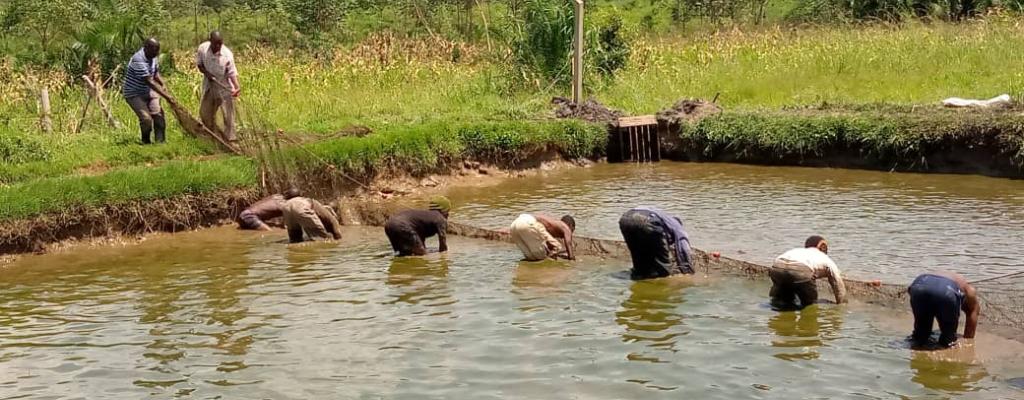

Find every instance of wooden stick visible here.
[475,0,492,52]
[82,75,121,129]
[74,90,93,134]
[39,87,52,133]
[655,125,662,161]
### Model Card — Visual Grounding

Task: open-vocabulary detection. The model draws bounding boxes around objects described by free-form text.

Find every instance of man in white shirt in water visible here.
[769,235,847,309]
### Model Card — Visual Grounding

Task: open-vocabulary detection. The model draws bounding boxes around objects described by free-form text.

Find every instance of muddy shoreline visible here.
[0,157,588,260]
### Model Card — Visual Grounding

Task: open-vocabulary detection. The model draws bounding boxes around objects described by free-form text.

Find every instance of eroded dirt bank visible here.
[0,157,589,260]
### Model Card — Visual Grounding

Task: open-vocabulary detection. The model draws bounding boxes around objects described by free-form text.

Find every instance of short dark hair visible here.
[805,235,826,248]
[561,215,576,232]
[283,188,301,199]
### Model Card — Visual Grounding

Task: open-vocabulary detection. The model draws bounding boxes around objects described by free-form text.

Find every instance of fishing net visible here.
[970,272,1024,329]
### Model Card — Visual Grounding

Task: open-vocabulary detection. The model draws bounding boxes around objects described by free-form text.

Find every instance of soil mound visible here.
[657,99,722,125]
[552,97,624,124]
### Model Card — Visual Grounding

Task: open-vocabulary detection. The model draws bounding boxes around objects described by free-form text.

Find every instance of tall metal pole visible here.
[572,0,584,104]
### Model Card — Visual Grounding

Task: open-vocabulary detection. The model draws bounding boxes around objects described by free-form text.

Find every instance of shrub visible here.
[0,132,50,164]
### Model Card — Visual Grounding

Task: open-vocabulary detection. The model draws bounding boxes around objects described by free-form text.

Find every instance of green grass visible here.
[0,120,607,222]
[295,120,606,176]
[2,20,1024,222]
[598,21,1024,113]
[679,107,1024,166]
[0,158,257,222]
[4,21,1023,185]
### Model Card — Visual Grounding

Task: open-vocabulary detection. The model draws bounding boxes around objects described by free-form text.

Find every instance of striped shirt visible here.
[122,48,158,98]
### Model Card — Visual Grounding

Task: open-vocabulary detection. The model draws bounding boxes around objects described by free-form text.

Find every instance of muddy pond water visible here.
[2,225,1023,399]
[447,162,1024,283]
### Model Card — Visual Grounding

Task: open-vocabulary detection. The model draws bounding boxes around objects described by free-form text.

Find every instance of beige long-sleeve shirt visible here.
[196,41,238,92]
[774,247,847,303]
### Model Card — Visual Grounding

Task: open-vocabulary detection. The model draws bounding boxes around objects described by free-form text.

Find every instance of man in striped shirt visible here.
[122,38,170,144]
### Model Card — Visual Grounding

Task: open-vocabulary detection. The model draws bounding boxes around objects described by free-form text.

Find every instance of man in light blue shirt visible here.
[122,38,170,144]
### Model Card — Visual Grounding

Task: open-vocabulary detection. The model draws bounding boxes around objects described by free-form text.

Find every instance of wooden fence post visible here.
[39,86,52,134]
[572,0,585,104]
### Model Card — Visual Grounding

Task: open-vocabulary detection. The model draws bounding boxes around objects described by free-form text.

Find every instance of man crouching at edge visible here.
[908,271,979,349]
[384,196,451,256]
[237,188,299,231]
[618,207,694,280]
[282,191,342,243]
[769,235,847,310]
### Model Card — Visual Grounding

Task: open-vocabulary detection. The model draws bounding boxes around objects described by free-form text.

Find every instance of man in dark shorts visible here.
[384,196,450,256]
[618,207,693,280]
[237,189,299,231]
[908,271,980,348]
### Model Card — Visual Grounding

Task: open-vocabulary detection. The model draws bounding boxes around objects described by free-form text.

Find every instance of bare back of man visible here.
[533,214,576,260]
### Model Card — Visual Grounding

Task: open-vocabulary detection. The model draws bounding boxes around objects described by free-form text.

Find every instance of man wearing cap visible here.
[384,196,451,256]
[618,207,694,280]
[509,213,576,261]
[281,191,342,243]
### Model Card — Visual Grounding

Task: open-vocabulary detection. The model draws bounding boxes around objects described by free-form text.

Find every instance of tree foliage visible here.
[511,0,631,87]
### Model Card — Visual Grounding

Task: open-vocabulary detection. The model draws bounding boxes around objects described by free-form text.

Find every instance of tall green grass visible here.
[600,21,1024,112]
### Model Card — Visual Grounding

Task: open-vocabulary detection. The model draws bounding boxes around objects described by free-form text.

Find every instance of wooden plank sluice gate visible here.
[612,115,660,163]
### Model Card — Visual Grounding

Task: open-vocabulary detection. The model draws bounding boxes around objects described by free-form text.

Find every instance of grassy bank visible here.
[3,21,1023,185]
[0,120,606,225]
[676,107,1024,174]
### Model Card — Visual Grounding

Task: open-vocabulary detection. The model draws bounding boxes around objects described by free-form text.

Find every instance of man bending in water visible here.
[282,191,342,243]
[618,207,693,280]
[509,213,576,261]
[908,271,979,348]
[769,235,847,309]
[237,188,299,231]
[384,196,450,256]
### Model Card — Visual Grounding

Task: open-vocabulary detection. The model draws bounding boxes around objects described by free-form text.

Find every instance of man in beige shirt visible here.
[769,235,847,310]
[196,31,240,142]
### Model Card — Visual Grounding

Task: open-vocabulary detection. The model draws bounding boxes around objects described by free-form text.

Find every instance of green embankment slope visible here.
[0,121,607,224]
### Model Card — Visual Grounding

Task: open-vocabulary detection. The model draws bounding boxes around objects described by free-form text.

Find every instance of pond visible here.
[1,225,1022,398]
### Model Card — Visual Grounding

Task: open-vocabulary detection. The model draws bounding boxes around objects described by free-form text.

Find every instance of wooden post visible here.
[618,128,624,162]
[39,87,52,133]
[654,126,662,161]
[74,91,93,134]
[572,0,584,103]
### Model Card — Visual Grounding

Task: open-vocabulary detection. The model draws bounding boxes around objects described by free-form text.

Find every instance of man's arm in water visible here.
[825,259,848,304]
[962,282,980,339]
[937,271,979,339]
[536,215,575,260]
[561,224,575,260]
[436,220,448,253]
